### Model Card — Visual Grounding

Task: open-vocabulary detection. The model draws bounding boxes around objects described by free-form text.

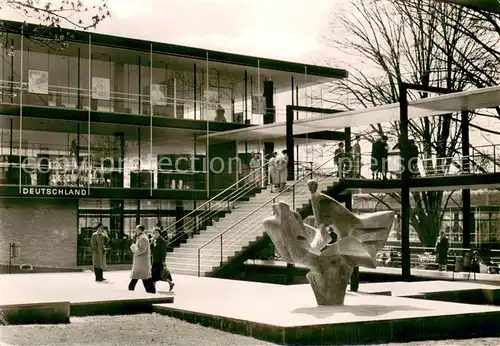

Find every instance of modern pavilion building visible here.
[0,20,348,269]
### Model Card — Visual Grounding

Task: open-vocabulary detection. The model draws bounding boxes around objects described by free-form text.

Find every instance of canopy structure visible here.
[202,85,500,142]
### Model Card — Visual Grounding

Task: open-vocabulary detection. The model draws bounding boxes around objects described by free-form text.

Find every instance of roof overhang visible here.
[0,20,348,92]
[202,85,500,142]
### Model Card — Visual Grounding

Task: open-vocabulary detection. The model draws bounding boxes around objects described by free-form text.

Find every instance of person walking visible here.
[128,225,156,293]
[268,152,278,192]
[352,135,361,178]
[275,149,289,192]
[150,227,175,291]
[435,231,450,271]
[91,223,108,282]
[249,152,261,187]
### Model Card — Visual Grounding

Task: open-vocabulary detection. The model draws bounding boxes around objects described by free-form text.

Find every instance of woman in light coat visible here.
[128,225,156,293]
[268,152,278,192]
[275,149,289,191]
[249,152,261,187]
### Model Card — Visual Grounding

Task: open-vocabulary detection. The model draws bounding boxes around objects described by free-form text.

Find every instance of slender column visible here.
[135,200,141,226]
[344,127,352,192]
[263,78,275,181]
[138,55,141,114]
[286,105,294,181]
[244,70,248,123]
[344,127,358,290]
[194,64,197,120]
[292,77,299,173]
[461,110,471,249]
[9,118,13,156]
[19,33,24,191]
[77,48,81,109]
[399,83,411,281]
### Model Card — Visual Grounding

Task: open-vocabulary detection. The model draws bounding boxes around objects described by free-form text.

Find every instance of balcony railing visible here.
[0,80,276,125]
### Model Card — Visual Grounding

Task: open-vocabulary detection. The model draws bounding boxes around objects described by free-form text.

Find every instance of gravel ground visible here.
[0,314,498,346]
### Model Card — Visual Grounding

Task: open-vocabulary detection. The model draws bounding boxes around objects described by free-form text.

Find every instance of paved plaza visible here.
[0,271,174,306]
[1,271,500,344]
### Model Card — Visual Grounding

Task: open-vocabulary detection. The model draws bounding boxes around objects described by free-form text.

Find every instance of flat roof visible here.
[1,20,348,89]
[202,85,500,141]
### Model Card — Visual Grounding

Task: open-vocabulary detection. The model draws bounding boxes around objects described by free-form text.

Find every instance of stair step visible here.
[163,177,341,276]
[169,268,211,276]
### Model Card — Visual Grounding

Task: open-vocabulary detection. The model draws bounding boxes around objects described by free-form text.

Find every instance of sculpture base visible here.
[306,261,354,306]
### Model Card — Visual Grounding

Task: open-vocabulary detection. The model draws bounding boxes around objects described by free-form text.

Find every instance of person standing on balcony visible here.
[435,231,450,271]
[408,139,420,177]
[353,135,361,178]
[91,223,108,282]
[371,137,381,179]
[334,142,345,178]
[128,225,156,293]
[249,152,261,187]
[268,152,278,192]
[275,149,289,192]
[380,135,389,179]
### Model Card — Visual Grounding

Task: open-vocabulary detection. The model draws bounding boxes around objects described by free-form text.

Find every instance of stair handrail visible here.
[165,168,267,247]
[163,161,269,245]
[205,171,338,265]
[197,155,336,276]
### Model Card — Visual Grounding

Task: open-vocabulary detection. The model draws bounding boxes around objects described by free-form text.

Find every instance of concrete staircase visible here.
[166,177,337,276]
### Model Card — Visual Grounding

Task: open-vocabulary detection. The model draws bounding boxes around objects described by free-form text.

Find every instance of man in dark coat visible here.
[371,137,383,179]
[435,231,449,271]
[150,227,174,291]
[408,139,420,176]
[379,135,389,179]
[334,142,345,178]
[91,223,108,282]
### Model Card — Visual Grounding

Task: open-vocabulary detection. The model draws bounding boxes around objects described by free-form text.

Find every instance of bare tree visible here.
[0,0,110,48]
[323,0,490,246]
[394,0,500,119]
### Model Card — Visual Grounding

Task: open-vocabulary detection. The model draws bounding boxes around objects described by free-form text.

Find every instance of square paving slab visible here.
[0,271,174,322]
[152,275,500,345]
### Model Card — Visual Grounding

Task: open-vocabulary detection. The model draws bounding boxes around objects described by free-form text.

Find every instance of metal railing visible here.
[196,156,337,276]
[376,245,500,274]
[0,79,290,125]
[355,143,500,179]
[162,161,270,247]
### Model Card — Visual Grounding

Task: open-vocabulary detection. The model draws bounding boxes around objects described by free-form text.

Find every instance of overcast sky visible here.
[1,0,342,64]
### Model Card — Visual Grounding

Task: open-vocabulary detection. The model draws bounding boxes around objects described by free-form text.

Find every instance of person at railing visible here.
[393,137,419,177]
[352,135,361,178]
[70,139,78,156]
[275,149,288,192]
[214,104,227,122]
[371,135,389,179]
[408,139,420,177]
[435,230,449,271]
[150,227,174,291]
[268,152,278,192]
[334,142,345,178]
[249,152,261,187]
[371,137,381,179]
[451,221,462,242]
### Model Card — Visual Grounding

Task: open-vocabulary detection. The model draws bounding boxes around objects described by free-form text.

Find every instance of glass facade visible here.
[0,28,340,269]
[0,33,289,124]
[77,198,200,265]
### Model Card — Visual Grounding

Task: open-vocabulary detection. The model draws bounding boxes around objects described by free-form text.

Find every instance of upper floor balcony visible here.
[0,24,347,126]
